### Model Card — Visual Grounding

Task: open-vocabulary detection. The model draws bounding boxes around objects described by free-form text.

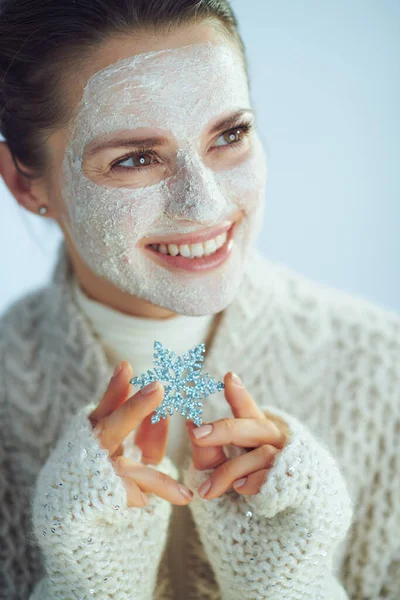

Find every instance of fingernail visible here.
[231,372,244,387]
[193,424,213,439]
[198,478,212,498]
[179,485,193,500]
[140,381,159,396]
[112,363,123,378]
[233,476,247,489]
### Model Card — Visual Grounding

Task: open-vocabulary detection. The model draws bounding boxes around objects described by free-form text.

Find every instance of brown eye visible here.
[117,153,153,168]
[223,129,243,144]
[134,153,153,167]
[214,123,252,148]
[111,149,158,171]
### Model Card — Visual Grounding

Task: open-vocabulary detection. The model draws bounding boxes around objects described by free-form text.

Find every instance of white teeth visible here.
[167,244,179,256]
[204,239,217,256]
[153,230,229,258]
[190,243,204,258]
[179,244,192,258]
[216,232,227,248]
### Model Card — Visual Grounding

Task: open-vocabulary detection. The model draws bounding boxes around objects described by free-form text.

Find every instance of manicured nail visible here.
[193,424,213,439]
[179,485,193,500]
[233,476,247,489]
[140,381,160,396]
[231,372,244,387]
[198,478,212,498]
[112,363,123,378]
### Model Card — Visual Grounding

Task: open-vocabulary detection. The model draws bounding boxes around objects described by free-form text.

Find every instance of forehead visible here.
[69,42,250,149]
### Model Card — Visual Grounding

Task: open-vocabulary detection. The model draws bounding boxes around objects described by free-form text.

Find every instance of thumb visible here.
[89,361,134,426]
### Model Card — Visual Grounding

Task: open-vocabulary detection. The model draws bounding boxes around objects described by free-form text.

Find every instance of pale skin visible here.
[0,22,289,507]
[88,360,289,507]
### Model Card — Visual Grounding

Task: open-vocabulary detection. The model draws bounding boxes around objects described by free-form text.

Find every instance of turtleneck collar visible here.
[71,273,216,366]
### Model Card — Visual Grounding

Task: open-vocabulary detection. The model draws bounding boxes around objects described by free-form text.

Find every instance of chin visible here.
[164,294,234,317]
[156,297,234,318]
[142,253,247,317]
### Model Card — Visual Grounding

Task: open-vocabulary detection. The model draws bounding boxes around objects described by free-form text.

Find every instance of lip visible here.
[141,211,242,247]
[144,220,239,274]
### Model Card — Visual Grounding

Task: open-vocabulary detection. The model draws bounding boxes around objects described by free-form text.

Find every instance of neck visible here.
[66,239,178,319]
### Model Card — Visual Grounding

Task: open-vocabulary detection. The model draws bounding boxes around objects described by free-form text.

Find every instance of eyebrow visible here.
[85,109,254,156]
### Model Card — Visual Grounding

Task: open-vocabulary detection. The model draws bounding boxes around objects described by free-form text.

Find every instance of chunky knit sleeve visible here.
[378,551,400,599]
[183,406,354,600]
[28,402,177,600]
[0,431,44,600]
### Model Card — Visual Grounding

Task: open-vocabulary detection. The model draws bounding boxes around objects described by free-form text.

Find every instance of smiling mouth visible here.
[143,220,239,273]
[149,229,229,259]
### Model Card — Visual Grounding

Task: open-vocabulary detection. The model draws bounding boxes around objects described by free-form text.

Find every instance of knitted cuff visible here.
[182,408,354,600]
[33,402,178,527]
[182,406,353,539]
[244,406,353,528]
[31,402,177,600]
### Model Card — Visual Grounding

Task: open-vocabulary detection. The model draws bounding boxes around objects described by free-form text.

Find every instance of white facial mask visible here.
[60,41,267,316]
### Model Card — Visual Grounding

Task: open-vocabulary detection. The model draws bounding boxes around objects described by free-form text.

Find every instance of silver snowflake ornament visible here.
[130,341,225,427]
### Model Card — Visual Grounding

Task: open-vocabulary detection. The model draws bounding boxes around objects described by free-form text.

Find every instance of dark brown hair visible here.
[0,0,247,179]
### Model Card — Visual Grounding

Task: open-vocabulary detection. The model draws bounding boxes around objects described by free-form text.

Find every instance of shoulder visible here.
[250,250,400,343]
[0,282,72,471]
[277,260,399,355]
[0,285,54,349]
[0,288,50,451]
[0,240,72,344]
[249,251,400,404]
[0,283,62,417]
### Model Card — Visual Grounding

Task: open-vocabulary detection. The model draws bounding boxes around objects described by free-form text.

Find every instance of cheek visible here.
[94,195,158,261]
[61,168,170,262]
[216,141,267,210]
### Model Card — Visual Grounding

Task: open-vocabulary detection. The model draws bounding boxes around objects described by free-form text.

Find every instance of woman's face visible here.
[49,23,267,316]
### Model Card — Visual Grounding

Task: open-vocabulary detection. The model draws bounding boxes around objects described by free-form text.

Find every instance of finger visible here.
[232,468,270,495]
[118,474,149,508]
[189,417,286,450]
[224,372,266,419]
[89,361,134,425]
[94,382,164,455]
[225,372,291,443]
[134,412,170,465]
[185,420,226,471]
[114,456,194,506]
[197,444,280,500]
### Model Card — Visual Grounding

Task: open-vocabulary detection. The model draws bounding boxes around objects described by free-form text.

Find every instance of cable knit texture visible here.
[182,408,354,599]
[30,402,178,599]
[0,239,399,600]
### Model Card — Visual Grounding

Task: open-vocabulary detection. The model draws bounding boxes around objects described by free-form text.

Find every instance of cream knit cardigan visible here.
[0,241,399,600]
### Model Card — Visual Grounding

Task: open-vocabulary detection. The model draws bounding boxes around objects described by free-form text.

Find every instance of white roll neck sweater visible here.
[1,240,400,600]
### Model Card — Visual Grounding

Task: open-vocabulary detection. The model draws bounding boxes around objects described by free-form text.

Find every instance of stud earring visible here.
[38,205,48,216]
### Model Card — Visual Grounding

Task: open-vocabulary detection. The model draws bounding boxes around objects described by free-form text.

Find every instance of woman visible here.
[0,1,398,599]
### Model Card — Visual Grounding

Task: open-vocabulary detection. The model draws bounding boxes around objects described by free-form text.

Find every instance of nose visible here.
[163,156,230,225]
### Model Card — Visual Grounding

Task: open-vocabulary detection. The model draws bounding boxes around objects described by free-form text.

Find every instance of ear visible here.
[0,141,51,217]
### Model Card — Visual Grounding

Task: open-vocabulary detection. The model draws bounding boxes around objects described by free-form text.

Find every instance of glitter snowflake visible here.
[130,341,225,427]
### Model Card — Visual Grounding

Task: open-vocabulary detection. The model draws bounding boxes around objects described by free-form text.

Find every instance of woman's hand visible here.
[182,372,354,599]
[185,371,290,499]
[31,361,190,600]
[88,361,194,507]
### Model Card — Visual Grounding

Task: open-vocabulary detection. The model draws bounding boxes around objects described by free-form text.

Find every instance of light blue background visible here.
[1,0,399,316]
